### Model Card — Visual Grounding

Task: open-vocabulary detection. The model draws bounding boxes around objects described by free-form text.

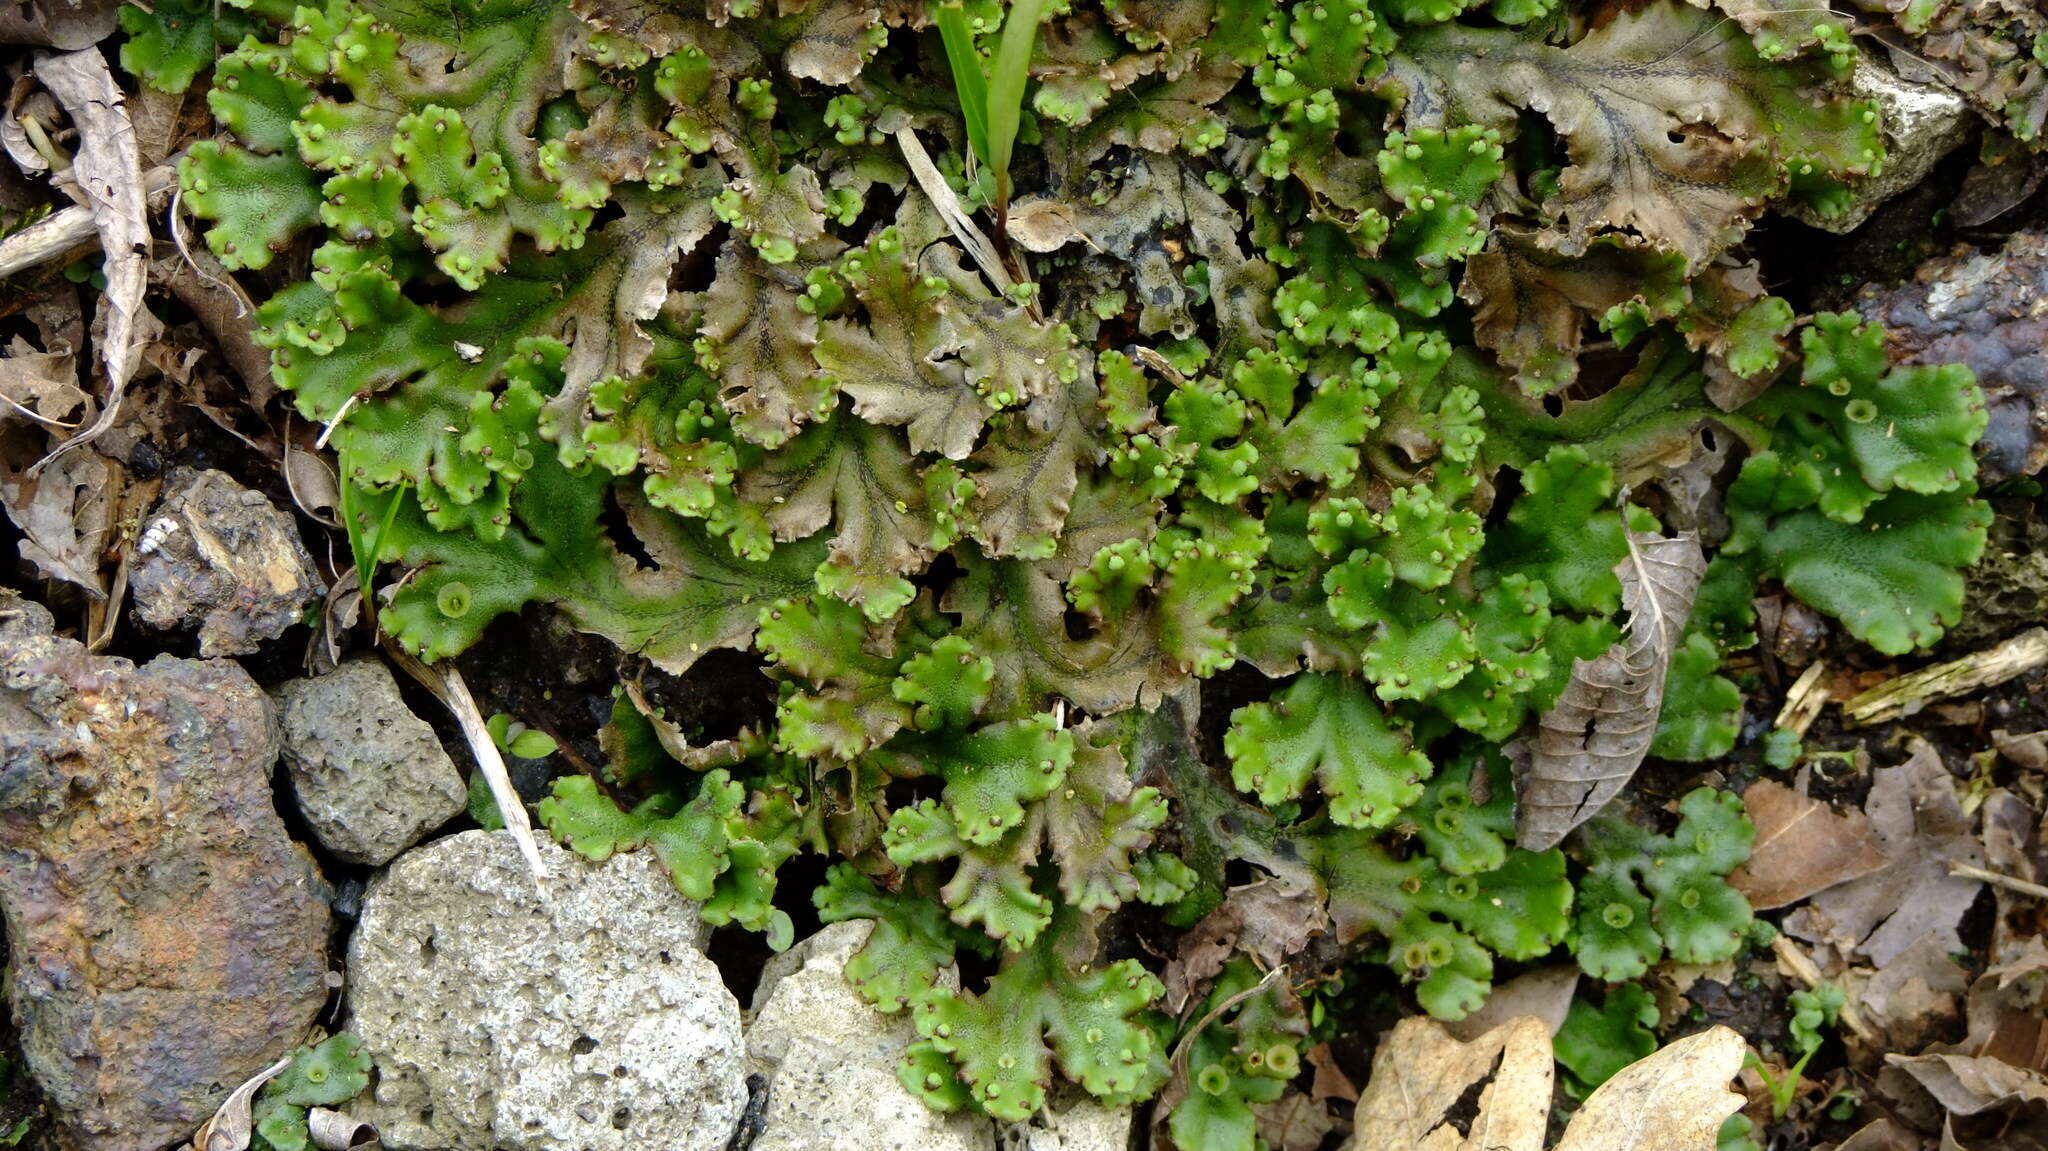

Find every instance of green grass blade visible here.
[935,1,991,168]
[985,0,1047,202]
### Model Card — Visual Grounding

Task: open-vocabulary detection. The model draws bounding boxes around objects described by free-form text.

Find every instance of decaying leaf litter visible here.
[2,0,2048,1149]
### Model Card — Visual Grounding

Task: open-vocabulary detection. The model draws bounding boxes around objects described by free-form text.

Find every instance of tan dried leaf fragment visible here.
[1552,1027,1748,1151]
[1340,1018,1747,1150]
[1346,1015,1551,1151]
[1516,527,1706,850]
[30,47,149,474]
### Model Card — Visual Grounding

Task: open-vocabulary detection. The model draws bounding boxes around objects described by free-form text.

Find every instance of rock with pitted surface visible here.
[0,589,52,640]
[996,1086,1134,1151]
[275,657,466,866]
[347,830,745,1151]
[0,631,332,1151]
[130,466,322,656]
[746,920,991,1151]
[1859,231,2048,483]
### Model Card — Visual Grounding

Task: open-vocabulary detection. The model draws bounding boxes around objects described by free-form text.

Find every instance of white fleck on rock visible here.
[129,467,322,657]
[746,920,991,1151]
[348,831,743,1151]
[996,1085,1133,1151]
[1786,53,1973,234]
[275,657,466,866]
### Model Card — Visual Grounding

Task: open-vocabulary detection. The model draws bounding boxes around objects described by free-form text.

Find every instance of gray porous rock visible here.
[130,466,322,656]
[745,920,992,1151]
[995,1085,1134,1151]
[0,632,331,1151]
[275,657,466,865]
[347,831,745,1151]
[1786,53,1974,235]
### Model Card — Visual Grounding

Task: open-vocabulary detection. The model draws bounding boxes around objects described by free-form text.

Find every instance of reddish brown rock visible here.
[0,632,332,1151]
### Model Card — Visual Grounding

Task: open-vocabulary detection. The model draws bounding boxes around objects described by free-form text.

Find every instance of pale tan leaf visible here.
[782,0,883,84]
[30,47,148,472]
[1347,1015,1551,1151]
[1553,1027,1746,1151]
[1517,528,1707,850]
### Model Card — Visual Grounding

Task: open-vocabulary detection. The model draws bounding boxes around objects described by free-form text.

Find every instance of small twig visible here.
[1774,661,1830,737]
[167,188,247,317]
[1950,862,2048,902]
[0,165,175,279]
[316,394,359,451]
[1167,964,1288,1083]
[1842,628,2048,726]
[893,128,1038,317]
[0,388,80,429]
[384,641,548,888]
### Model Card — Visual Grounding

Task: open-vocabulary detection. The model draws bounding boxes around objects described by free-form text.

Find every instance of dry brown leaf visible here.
[1347,1015,1551,1151]
[1251,1093,1336,1151]
[30,47,149,473]
[1346,1017,1746,1151]
[1859,933,1970,1052]
[0,0,118,48]
[1962,936,2048,1073]
[1727,779,1890,910]
[1517,528,1706,851]
[1,443,117,598]
[0,335,85,430]
[1791,740,1985,966]
[1994,730,2048,772]
[1161,875,1328,1013]
[283,444,342,529]
[1306,1042,1358,1104]
[1007,197,1090,253]
[1886,1052,2048,1117]
[1553,1027,1748,1151]
[1831,1118,1930,1151]
[1446,966,1580,1042]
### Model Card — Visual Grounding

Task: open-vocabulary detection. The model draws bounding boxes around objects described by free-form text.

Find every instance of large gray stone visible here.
[0,632,331,1151]
[275,658,466,866]
[746,921,992,1151]
[348,831,744,1151]
[130,466,321,657]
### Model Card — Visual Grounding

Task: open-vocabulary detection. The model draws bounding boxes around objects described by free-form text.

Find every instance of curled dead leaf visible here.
[1517,527,1707,851]
[29,46,150,474]
[185,1055,291,1151]
[1346,1014,1746,1151]
[307,1108,379,1151]
[283,445,342,529]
